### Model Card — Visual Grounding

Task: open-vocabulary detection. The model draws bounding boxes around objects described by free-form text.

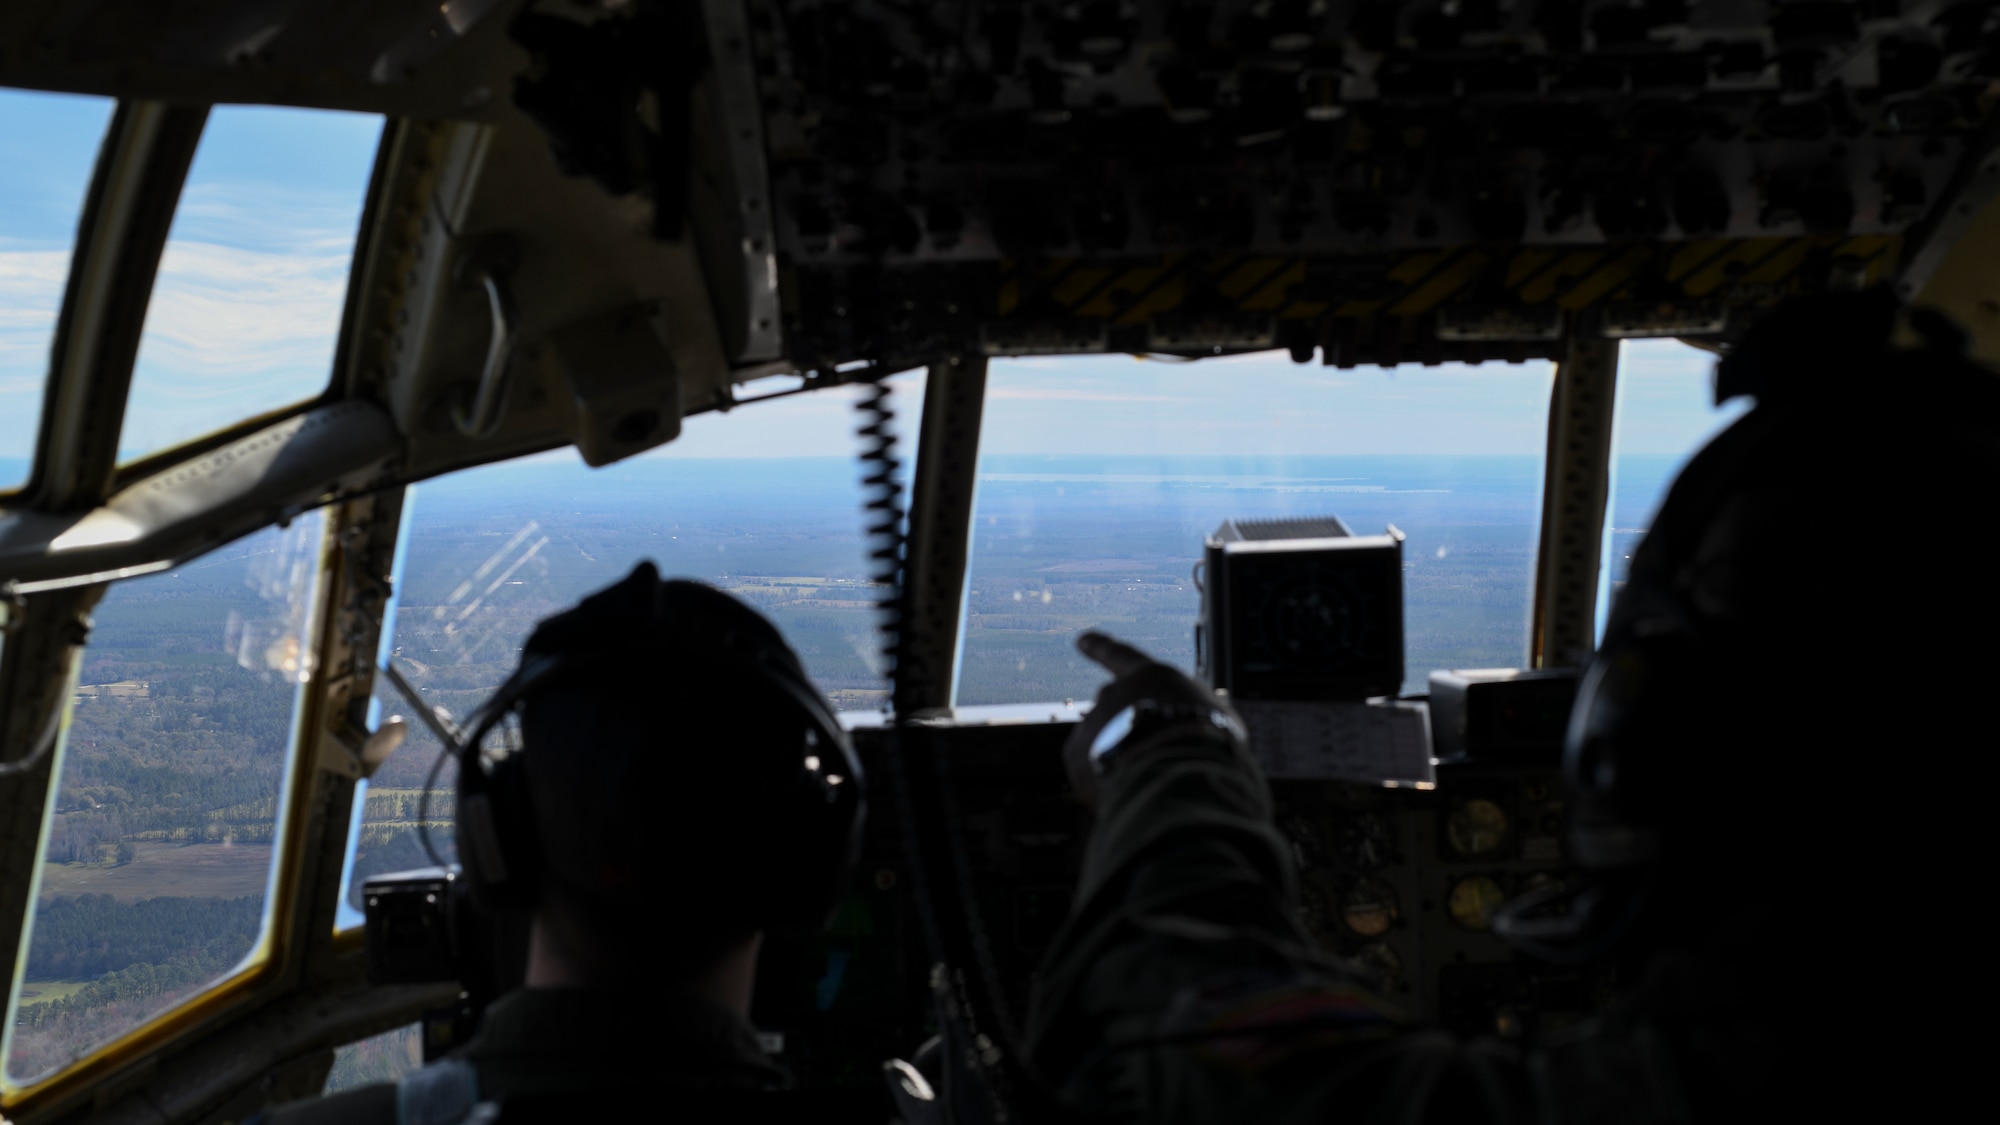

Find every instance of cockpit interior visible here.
[2,1,1997,1121]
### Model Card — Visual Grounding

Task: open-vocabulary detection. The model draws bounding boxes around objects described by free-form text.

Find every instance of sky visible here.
[651,341,1740,464]
[0,84,1740,491]
[0,91,380,489]
[122,106,381,460]
[0,89,111,488]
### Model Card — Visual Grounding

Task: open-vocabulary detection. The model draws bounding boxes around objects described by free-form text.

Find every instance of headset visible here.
[442,566,865,932]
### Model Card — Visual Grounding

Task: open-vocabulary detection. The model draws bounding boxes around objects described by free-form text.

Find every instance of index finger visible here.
[1076,631,1155,678]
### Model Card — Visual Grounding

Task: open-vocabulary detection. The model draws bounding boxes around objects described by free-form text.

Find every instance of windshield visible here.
[7,514,323,1084]
[334,376,920,924]
[1603,340,1752,603]
[960,354,1555,704]
[118,106,381,464]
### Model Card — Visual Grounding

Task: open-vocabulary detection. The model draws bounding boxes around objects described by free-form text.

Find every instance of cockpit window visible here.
[335,378,916,923]
[115,106,381,466]
[960,355,1555,705]
[5,513,323,1086]
[1603,341,1751,598]
[0,89,116,493]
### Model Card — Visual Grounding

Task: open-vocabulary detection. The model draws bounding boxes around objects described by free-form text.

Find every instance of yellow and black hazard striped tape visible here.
[995,235,1901,326]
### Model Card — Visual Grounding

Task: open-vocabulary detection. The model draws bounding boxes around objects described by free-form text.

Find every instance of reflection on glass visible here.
[1603,341,1753,593]
[325,1022,423,1093]
[339,381,907,915]
[960,354,1554,704]
[0,90,117,491]
[118,106,382,464]
[6,514,323,1084]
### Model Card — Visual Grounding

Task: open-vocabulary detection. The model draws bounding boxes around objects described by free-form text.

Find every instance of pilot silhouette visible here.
[1019,290,1995,1124]
[262,562,864,1122]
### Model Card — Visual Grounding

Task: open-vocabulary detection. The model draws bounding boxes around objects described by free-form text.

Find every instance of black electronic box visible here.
[1427,668,1582,764]
[1197,515,1405,701]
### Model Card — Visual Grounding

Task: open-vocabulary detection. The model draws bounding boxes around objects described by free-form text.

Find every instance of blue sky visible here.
[122,106,381,461]
[1,84,1739,489]
[0,89,112,488]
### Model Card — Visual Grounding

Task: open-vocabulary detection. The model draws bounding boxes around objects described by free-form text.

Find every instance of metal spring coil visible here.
[853,378,908,694]
[852,371,1072,1123]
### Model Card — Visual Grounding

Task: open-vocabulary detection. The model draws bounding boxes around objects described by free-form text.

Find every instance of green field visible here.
[38,843,272,902]
[16,981,89,1005]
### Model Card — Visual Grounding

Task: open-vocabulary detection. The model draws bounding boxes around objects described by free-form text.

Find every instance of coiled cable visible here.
[852,371,1079,1123]
[854,377,908,685]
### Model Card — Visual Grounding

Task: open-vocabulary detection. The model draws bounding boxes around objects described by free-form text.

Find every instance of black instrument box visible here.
[1427,668,1581,764]
[362,866,460,986]
[1198,515,1405,701]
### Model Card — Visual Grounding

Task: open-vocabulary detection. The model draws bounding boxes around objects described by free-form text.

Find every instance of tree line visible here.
[23,894,263,981]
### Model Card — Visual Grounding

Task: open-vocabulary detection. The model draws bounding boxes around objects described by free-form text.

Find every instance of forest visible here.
[12,896,263,1079]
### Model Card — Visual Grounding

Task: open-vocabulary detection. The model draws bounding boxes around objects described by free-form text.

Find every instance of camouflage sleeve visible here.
[252,1082,397,1125]
[1025,740,1524,1124]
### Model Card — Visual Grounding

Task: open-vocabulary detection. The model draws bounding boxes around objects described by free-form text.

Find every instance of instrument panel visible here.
[755,718,1606,1092]
[1275,763,1608,1039]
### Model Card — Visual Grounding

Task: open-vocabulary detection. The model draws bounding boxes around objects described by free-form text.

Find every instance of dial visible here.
[1448,875,1507,931]
[1295,881,1335,945]
[1447,797,1509,858]
[1519,870,1563,897]
[1336,813,1396,871]
[1279,813,1328,869]
[1354,942,1405,994]
[1341,876,1400,937]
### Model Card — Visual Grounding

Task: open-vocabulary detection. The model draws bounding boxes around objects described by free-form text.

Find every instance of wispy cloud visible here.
[119,183,362,453]
[0,246,70,463]
[133,239,349,387]
[0,244,71,373]
[168,182,362,257]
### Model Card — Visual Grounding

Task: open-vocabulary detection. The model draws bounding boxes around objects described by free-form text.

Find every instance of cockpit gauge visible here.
[1279,813,1329,869]
[1336,813,1396,871]
[1341,876,1400,938]
[1448,876,1508,932]
[1447,798,1510,859]
[1296,881,1335,946]
[1354,942,1406,995]
[1519,871,1563,897]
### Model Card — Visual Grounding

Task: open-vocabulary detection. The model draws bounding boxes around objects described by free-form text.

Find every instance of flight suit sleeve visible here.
[252,1082,397,1125]
[1024,738,1520,1125]
[1026,739,1346,1114]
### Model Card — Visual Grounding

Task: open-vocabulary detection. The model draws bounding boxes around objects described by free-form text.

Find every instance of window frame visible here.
[0,92,392,1111]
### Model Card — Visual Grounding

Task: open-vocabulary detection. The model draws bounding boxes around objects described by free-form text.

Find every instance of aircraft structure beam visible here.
[897,355,989,715]
[1531,339,1620,671]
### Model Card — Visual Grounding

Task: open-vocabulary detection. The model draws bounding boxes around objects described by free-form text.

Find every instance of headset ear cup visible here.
[760,719,865,929]
[457,748,541,916]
